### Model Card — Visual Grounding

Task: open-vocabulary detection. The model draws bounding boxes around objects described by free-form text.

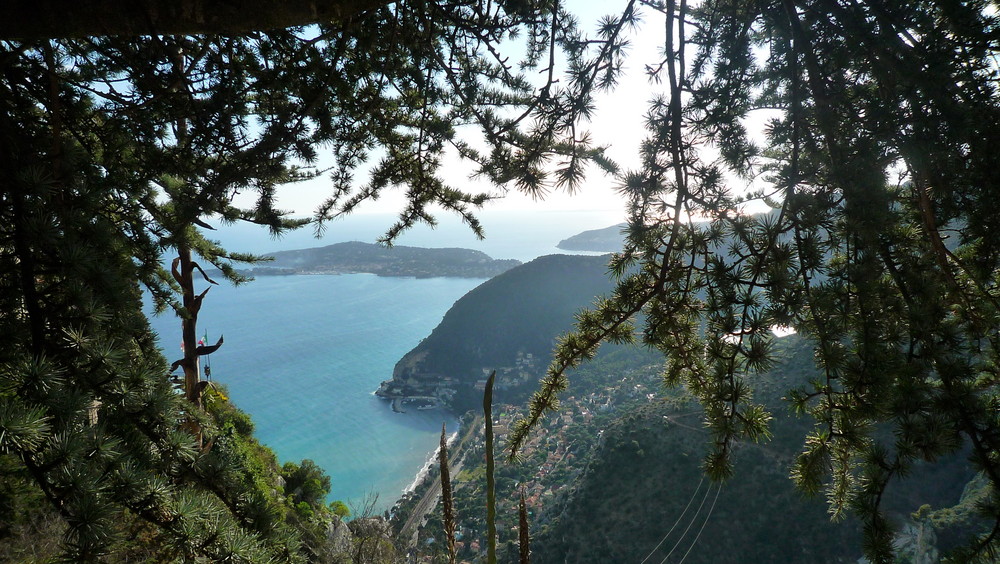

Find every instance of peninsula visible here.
[235,241,521,279]
[376,254,615,412]
[555,223,625,252]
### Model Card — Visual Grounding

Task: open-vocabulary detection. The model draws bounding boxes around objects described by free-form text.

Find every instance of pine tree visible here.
[509,2,1000,562]
[0,2,631,558]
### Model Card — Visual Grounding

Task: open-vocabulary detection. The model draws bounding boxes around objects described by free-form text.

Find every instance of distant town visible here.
[387,350,673,562]
[376,352,541,412]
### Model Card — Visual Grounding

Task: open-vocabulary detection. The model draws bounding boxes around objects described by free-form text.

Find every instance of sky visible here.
[250,0,671,221]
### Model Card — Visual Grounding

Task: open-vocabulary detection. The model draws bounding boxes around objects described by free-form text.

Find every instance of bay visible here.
[146,274,479,513]
[144,210,621,514]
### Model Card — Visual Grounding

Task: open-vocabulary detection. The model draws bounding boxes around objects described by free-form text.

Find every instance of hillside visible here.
[245,241,521,278]
[407,338,868,563]
[393,325,984,563]
[531,401,862,563]
[529,335,979,563]
[379,254,615,411]
[556,223,626,252]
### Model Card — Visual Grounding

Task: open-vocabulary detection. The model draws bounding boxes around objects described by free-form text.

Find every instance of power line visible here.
[676,483,723,564]
[657,480,714,564]
[638,475,705,564]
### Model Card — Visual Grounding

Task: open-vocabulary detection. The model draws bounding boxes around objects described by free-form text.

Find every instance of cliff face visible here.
[382,254,615,411]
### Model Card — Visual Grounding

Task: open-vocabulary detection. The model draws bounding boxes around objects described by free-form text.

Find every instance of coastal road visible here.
[399,415,482,550]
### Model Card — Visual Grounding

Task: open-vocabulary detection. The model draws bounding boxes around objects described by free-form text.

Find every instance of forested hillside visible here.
[386,254,615,411]
[531,335,980,563]
[516,336,982,564]
[400,333,983,563]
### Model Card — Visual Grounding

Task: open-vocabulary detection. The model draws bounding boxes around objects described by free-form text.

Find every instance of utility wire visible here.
[657,480,714,564]
[676,483,723,564]
[638,474,705,564]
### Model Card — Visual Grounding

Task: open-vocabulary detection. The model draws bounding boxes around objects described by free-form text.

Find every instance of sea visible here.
[143,209,620,515]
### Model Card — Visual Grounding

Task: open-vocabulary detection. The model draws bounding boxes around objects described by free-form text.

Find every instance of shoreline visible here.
[401,430,459,496]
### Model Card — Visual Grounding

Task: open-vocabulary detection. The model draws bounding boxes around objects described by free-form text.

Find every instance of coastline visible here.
[145,212,628,519]
[401,430,459,496]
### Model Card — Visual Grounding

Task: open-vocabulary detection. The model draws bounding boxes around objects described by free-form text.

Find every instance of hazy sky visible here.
[251,1,669,221]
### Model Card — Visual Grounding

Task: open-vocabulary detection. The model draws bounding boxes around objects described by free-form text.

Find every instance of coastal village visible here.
[386,352,671,562]
[376,352,541,412]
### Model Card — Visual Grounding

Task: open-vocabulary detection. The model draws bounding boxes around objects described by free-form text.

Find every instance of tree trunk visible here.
[171,244,206,446]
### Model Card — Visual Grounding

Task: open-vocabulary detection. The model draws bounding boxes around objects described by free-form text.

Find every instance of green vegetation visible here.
[916,475,995,557]
[282,460,332,515]
[506,3,1000,562]
[0,0,625,559]
[530,336,976,563]
[0,381,365,561]
[261,242,521,279]
[409,335,977,563]
[200,386,362,562]
[388,254,617,411]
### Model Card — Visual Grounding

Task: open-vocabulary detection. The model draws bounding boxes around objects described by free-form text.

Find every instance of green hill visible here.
[381,254,615,411]
[530,335,979,563]
[556,223,626,252]
[255,241,521,278]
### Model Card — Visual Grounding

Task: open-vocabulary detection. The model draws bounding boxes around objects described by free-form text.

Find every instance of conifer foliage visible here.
[4,0,999,561]
[509,1,1000,562]
[0,1,630,559]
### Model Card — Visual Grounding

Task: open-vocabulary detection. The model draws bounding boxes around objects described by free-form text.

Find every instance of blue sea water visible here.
[147,275,477,513]
[144,210,621,514]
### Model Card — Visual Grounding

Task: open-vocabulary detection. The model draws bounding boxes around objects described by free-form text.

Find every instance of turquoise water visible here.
[146,274,478,513]
[144,210,621,514]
